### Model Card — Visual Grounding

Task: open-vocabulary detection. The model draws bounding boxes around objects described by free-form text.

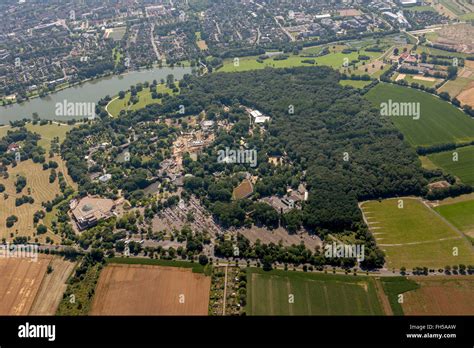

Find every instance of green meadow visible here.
[435,199,474,235]
[365,83,474,147]
[246,268,383,315]
[107,83,176,117]
[360,198,474,269]
[428,145,474,185]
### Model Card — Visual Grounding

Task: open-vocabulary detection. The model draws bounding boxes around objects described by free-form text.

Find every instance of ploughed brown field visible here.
[0,256,50,315]
[402,276,474,315]
[0,256,76,315]
[90,264,211,315]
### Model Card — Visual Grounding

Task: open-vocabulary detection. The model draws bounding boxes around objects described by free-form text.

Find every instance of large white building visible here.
[249,109,270,124]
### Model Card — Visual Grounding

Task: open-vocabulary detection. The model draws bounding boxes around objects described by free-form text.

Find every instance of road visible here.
[150,23,162,62]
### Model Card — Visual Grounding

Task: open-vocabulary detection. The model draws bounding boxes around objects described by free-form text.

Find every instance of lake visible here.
[0,67,192,123]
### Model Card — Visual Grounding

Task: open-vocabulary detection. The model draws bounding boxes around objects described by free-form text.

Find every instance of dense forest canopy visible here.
[62,67,428,236]
[172,67,426,231]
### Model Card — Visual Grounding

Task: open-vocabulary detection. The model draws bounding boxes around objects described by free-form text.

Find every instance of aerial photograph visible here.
[0,0,472,346]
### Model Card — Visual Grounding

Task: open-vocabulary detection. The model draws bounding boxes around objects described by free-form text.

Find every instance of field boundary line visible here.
[222,265,228,315]
[379,236,462,247]
[28,256,53,314]
[422,199,474,251]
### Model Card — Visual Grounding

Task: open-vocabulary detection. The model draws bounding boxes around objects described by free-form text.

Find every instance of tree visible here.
[262,255,273,271]
[36,224,47,235]
[198,254,209,265]
[6,215,18,228]
[447,66,458,80]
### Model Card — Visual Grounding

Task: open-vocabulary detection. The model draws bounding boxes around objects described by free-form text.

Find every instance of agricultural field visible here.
[438,61,474,106]
[438,77,472,98]
[360,198,474,269]
[434,198,474,238]
[402,276,474,315]
[365,83,474,147]
[29,257,76,315]
[246,268,384,315]
[0,256,50,315]
[379,277,420,315]
[0,159,64,243]
[90,263,211,315]
[438,0,474,19]
[428,145,474,185]
[106,83,176,117]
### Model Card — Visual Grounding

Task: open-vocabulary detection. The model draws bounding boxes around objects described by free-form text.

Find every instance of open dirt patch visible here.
[457,82,474,107]
[339,9,362,16]
[413,75,436,82]
[403,276,474,315]
[395,73,406,81]
[90,264,211,315]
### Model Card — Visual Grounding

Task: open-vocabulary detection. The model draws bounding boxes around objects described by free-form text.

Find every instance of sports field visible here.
[246,269,384,315]
[365,83,474,147]
[403,276,474,315]
[90,264,211,315]
[360,198,474,269]
[435,198,474,237]
[428,145,474,185]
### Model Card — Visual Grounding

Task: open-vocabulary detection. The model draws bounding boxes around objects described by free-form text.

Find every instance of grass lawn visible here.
[246,268,384,315]
[365,83,474,147]
[1,123,75,152]
[339,79,372,88]
[438,77,471,98]
[415,45,471,59]
[107,83,176,117]
[434,199,474,236]
[218,47,380,73]
[406,5,437,12]
[428,145,474,185]
[0,126,10,138]
[0,159,67,243]
[360,198,474,269]
[25,123,75,152]
[403,74,441,88]
[460,12,474,20]
[419,155,438,170]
